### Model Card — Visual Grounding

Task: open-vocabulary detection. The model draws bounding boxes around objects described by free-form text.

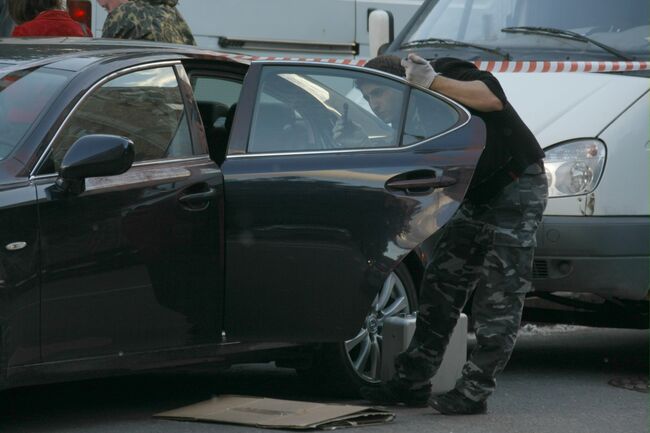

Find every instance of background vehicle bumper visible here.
[532,216,650,300]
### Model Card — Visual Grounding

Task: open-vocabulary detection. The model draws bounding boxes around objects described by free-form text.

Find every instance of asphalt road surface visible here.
[1,325,647,433]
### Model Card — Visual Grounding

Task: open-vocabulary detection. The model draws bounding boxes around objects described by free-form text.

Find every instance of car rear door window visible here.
[247,66,403,153]
[47,66,193,171]
[245,66,464,154]
[401,89,462,146]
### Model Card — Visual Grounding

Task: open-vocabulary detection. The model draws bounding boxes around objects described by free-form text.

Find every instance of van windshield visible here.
[403,0,649,60]
[0,67,70,161]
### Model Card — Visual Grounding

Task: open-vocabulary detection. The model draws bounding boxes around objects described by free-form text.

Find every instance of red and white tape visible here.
[215,53,369,66]
[216,53,649,73]
[474,61,650,73]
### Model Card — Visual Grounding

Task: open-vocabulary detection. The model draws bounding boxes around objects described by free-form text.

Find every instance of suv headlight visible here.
[544,139,606,198]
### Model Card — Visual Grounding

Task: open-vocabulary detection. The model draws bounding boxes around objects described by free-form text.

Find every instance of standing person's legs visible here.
[362,164,547,408]
[453,166,548,403]
[454,247,529,402]
[392,202,487,393]
[360,201,487,405]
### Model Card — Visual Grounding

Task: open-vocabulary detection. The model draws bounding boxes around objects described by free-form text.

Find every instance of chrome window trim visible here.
[231,61,472,158]
[30,60,183,178]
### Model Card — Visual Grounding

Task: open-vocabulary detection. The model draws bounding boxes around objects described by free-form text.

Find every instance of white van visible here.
[77,0,422,58]
[383,0,649,327]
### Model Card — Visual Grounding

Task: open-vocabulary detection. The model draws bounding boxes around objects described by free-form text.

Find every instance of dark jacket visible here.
[433,58,545,203]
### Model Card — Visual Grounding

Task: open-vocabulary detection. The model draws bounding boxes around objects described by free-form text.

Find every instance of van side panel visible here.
[92,0,423,57]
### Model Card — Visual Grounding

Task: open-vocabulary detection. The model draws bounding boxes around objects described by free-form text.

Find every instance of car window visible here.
[191,76,242,162]
[247,66,401,153]
[402,89,461,146]
[47,66,192,172]
[0,67,70,161]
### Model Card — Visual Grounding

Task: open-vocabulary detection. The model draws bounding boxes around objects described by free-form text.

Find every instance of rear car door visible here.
[32,63,224,362]
[222,62,485,342]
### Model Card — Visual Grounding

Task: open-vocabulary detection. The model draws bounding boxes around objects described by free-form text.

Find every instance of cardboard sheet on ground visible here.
[155,395,395,430]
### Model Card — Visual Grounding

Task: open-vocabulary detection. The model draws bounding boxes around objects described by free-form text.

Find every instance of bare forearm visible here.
[429,76,504,112]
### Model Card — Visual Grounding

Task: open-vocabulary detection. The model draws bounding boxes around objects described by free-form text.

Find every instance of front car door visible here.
[0,65,74,372]
[222,62,485,342]
[32,63,224,362]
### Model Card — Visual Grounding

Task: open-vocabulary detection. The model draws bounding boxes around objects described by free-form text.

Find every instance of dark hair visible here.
[364,55,406,77]
[354,54,406,91]
[8,0,61,24]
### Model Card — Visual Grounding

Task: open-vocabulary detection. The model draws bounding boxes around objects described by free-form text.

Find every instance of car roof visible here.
[0,37,250,71]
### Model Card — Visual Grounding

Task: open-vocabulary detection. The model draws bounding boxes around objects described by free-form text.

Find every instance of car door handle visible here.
[178,186,217,210]
[386,174,457,194]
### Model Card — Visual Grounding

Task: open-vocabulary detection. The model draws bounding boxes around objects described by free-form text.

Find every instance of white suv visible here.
[384,0,649,326]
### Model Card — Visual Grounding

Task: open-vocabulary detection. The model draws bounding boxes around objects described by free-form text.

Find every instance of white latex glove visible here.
[401,53,438,89]
[332,116,369,148]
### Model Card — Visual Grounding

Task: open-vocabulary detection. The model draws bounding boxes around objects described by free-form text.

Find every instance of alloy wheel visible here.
[344,270,413,382]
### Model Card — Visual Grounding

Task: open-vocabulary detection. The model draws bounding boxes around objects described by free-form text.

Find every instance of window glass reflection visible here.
[0,68,70,161]
[402,89,461,146]
[49,67,192,171]
[248,67,401,153]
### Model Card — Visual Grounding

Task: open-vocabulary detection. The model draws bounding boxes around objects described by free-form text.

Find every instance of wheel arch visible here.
[402,229,445,301]
[402,250,424,301]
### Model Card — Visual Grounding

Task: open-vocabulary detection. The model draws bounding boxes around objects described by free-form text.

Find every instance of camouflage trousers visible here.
[393,162,548,402]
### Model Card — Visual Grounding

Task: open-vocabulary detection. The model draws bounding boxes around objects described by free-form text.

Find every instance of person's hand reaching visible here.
[401,53,439,89]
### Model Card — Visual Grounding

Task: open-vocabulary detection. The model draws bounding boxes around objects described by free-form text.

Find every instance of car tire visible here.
[300,263,418,396]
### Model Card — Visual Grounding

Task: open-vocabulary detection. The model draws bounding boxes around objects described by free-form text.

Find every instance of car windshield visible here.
[403,0,650,60]
[0,67,70,161]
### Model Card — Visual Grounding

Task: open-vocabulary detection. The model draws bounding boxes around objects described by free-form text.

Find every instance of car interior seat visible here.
[211,102,238,164]
[197,101,230,162]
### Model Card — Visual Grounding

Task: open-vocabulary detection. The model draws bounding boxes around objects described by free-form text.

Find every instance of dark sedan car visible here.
[0,39,484,392]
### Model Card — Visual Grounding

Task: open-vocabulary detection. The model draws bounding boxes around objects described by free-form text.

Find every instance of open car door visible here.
[222,62,485,342]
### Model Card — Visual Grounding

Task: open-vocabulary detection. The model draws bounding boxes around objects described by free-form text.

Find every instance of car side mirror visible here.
[56,134,135,195]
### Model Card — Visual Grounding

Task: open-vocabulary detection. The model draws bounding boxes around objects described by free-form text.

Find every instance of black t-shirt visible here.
[432,58,545,201]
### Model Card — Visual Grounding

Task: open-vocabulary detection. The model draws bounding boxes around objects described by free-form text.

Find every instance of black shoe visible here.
[428,389,487,415]
[360,381,430,407]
